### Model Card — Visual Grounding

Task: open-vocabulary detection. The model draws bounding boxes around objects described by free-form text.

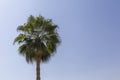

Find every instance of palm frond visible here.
[13,34,25,44]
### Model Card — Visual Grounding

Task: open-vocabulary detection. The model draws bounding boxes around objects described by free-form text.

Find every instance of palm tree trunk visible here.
[36,55,41,80]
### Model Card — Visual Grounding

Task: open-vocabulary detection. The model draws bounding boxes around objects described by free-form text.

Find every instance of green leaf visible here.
[13,34,25,44]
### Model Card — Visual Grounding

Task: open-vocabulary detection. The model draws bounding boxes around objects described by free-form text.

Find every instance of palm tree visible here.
[14,15,60,80]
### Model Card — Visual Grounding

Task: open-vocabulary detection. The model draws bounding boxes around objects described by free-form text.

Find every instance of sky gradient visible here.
[0,0,120,80]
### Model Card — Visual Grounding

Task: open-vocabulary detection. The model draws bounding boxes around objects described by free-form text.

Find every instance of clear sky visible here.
[0,0,120,80]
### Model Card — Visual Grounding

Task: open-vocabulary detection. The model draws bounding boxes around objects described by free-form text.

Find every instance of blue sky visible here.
[0,0,120,80]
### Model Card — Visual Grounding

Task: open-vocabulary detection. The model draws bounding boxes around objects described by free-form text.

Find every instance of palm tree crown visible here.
[14,15,60,63]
